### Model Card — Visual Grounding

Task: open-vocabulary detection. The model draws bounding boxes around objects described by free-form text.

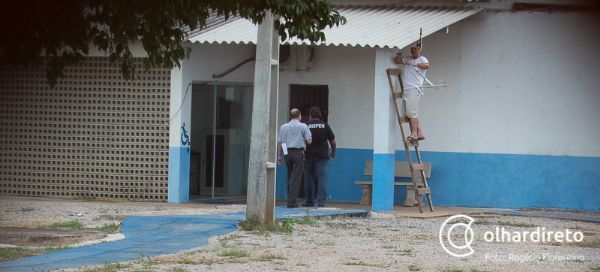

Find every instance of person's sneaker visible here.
[302,203,314,207]
[317,204,325,208]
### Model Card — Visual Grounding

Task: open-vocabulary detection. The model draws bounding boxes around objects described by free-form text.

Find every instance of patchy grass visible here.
[408,264,422,271]
[239,217,280,234]
[171,268,188,272]
[473,219,491,225]
[238,217,265,230]
[441,269,485,272]
[575,239,600,248]
[218,247,249,258]
[588,266,600,271]
[472,218,536,228]
[20,207,35,212]
[48,219,84,230]
[279,219,294,233]
[441,269,464,272]
[43,245,70,253]
[81,262,130,272]
[0,247,35,261]
[325,221,359,229]
[286,216,316,226]
[97,214,125,221]
[394,248,414,256]
[343,259,384,268]
[136,253,158,270]
[316,239,336,246]
[219,237,232,248]
[177,256,215,265]
[0,246,72,261]
[497,220,537,228]
[255,254,286,262]
[239,216,307,235]
[97,223,120,234]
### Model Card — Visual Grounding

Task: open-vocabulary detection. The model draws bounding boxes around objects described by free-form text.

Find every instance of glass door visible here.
[190,83,253,198]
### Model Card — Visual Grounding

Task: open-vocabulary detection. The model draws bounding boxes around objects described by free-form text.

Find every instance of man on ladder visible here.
[393,40,430,142]
[387,35,435,213]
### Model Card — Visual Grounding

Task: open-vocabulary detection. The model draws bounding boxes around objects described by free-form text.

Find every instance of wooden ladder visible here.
[386,68,434,213]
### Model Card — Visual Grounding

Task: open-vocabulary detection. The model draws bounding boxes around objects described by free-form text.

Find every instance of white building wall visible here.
[411,11,600,157]
[179,44,376,150]
[278,46,375,150]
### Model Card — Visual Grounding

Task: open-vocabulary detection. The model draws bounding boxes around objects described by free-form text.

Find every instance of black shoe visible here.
[287,204,298,208]
[302,202,315,207]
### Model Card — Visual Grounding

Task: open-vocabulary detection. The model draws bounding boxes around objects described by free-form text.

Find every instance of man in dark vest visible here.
[303,106,336,207]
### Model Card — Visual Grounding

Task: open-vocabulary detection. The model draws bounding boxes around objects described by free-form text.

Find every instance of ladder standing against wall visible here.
[386,68,434,213]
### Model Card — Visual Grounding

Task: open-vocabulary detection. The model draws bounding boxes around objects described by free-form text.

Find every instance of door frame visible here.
[190,81,253,198]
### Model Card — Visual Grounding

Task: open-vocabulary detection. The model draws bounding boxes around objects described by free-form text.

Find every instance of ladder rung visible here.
[387,68,402,75]
[417,187,431,195]
[411,163,426,171]
[407,140,419,147]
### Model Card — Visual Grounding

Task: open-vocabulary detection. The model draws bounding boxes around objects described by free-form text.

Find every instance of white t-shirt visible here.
[402,55,429,93]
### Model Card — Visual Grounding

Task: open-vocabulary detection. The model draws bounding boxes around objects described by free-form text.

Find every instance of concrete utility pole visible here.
[246,11,279,224]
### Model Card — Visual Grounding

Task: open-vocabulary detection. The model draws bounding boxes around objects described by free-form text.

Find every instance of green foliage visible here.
[394,248,413,256]
[239,217,263,231]
[496,221,536,228]
[256,254,286,261]
[0,247,33,261]
[43,246,71,254]
[288,216,316,225]
[97,223,120,234]
[48,220,84,230]
[279,218,294,233]
[408,264,422,271]
[1,1,345,87]
[81,262,130,272]
[239,215,318,236]
[218,247,249,258]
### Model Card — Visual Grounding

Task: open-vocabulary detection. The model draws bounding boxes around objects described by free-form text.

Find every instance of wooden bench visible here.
[355,160,431,206]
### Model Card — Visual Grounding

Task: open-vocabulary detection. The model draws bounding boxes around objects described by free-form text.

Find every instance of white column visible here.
[167,67,192,203]
[372,49,397,211]
[247,11,279,223]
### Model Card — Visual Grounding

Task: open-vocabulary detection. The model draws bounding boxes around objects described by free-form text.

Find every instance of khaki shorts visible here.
[403,91,422,118]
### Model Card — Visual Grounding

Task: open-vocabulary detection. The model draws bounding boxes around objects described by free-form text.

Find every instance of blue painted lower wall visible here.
[168,146,190,203]
[276,148,600,211]
[372,153,395,212]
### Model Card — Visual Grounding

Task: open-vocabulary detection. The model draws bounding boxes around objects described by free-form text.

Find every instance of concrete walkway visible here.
[0,207,367,272]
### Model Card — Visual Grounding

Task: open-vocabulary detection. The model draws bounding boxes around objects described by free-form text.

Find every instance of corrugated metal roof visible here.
[184,11,237,38]
[187,6,482,49]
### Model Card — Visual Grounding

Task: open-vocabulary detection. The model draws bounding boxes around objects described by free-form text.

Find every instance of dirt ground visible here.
[1,196,599,272]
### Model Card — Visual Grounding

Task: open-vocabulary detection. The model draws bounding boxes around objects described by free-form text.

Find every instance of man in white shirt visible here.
[394,42,430,142]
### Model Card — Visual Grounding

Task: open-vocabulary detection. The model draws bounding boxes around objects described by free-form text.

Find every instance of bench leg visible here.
[359,185,372,205]
[404,186,417,207]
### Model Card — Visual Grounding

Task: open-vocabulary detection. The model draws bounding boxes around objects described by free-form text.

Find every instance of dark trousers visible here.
[304,158,329,207]
[285,149,304,206]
